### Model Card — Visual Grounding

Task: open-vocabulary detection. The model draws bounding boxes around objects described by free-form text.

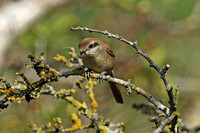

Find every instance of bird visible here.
[78,38,123,104]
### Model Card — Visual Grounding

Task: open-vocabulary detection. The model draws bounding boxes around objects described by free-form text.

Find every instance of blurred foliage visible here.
[1,0,200,133]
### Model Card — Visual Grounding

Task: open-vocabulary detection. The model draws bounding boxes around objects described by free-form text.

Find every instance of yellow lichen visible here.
[90,73,99,78]
[70,88,76,93]
[0,77,6,81]
[92,81,97,85]
[85,84,90,89]
[82,102,87,109]
[46,122,51,128]
[85,80,97,89]
[119,122,125,132]
[29,122,38,129]
[68,51,72,55]
[15,72,20,75]
[70,57,74,62]
[36,128,42,133]
[76,80,81,84]
[164,125,170,132]
[77,102,87,115]
[53,117,62,124]
[16,97,22,103]
[36,93,40,99]
[25,64,32,68]
[40,71,46,78]
[131,84,136,90]
[78,58,82,63]
[8,96,15,102]
[54,123,59,128]
[1,89,10,95]
[58,89,66,97]
[69,51,77,62]
[31,91,36,95]
[39,54,45,61]
[72,53,77,57]
[89,92,98,113]
[71,113,81,129]
[54,54,73,67]
[98,125,108,133]
[11,88,19,94]
[50,68,60,75]
[20,85,27,91]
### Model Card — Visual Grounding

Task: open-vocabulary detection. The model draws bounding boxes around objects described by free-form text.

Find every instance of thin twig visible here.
[61,70,170,116]
[181,125,200,132]
[71,26,176,113]
[153,112,178,133]
[40,87,123,133]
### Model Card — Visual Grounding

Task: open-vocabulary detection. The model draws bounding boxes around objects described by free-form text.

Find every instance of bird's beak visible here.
[80,51,86,57]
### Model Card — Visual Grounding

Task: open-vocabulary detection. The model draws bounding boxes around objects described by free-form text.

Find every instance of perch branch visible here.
[71,26,176,113]
[61,71,170,116]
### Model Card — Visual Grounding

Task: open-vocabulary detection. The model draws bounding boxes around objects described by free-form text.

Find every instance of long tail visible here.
[108,71,123,104]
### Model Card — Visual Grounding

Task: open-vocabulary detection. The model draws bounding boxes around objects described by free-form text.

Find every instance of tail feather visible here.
[108,71,123,104]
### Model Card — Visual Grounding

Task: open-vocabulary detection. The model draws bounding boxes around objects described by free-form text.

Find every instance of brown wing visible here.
[100,39,115,58]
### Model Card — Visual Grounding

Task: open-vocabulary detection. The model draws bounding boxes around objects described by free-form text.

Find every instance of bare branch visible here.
[62,70,170,116]
[181,125,200,132]
[71,26,176,113]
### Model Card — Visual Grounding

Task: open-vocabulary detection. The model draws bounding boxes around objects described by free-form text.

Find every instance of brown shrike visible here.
[78,38,123,104]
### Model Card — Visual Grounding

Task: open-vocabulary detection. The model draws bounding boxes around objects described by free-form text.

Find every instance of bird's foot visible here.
[97,71,107,83]
[85,68,92,80]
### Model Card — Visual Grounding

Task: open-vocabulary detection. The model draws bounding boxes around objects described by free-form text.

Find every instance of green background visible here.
[0,0,200,132]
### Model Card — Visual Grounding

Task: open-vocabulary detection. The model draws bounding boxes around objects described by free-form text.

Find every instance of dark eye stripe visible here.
[89,44,93,48]
[88,42,99,49]
[93,42,99,47]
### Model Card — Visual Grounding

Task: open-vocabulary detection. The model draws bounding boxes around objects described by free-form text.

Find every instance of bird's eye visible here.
[93,42,99,47]
[89,44,93,48]
[89,42,99,49]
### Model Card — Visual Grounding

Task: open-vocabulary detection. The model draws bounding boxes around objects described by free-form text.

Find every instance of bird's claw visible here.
[97,71,107,83]
[84,69,107,82]
[85,68,92,80]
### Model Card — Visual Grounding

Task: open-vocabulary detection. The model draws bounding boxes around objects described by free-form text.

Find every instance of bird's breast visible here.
[82,50,114,73]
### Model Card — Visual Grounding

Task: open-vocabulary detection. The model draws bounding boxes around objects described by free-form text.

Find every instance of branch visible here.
[62,71,170,116]
[71,26,176,113]
[40,85,124,133]
[0,53,124,132]
[181,125,200,132]
[153,112,180,133]
[0,53,170,116]
[0,47,176,132]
